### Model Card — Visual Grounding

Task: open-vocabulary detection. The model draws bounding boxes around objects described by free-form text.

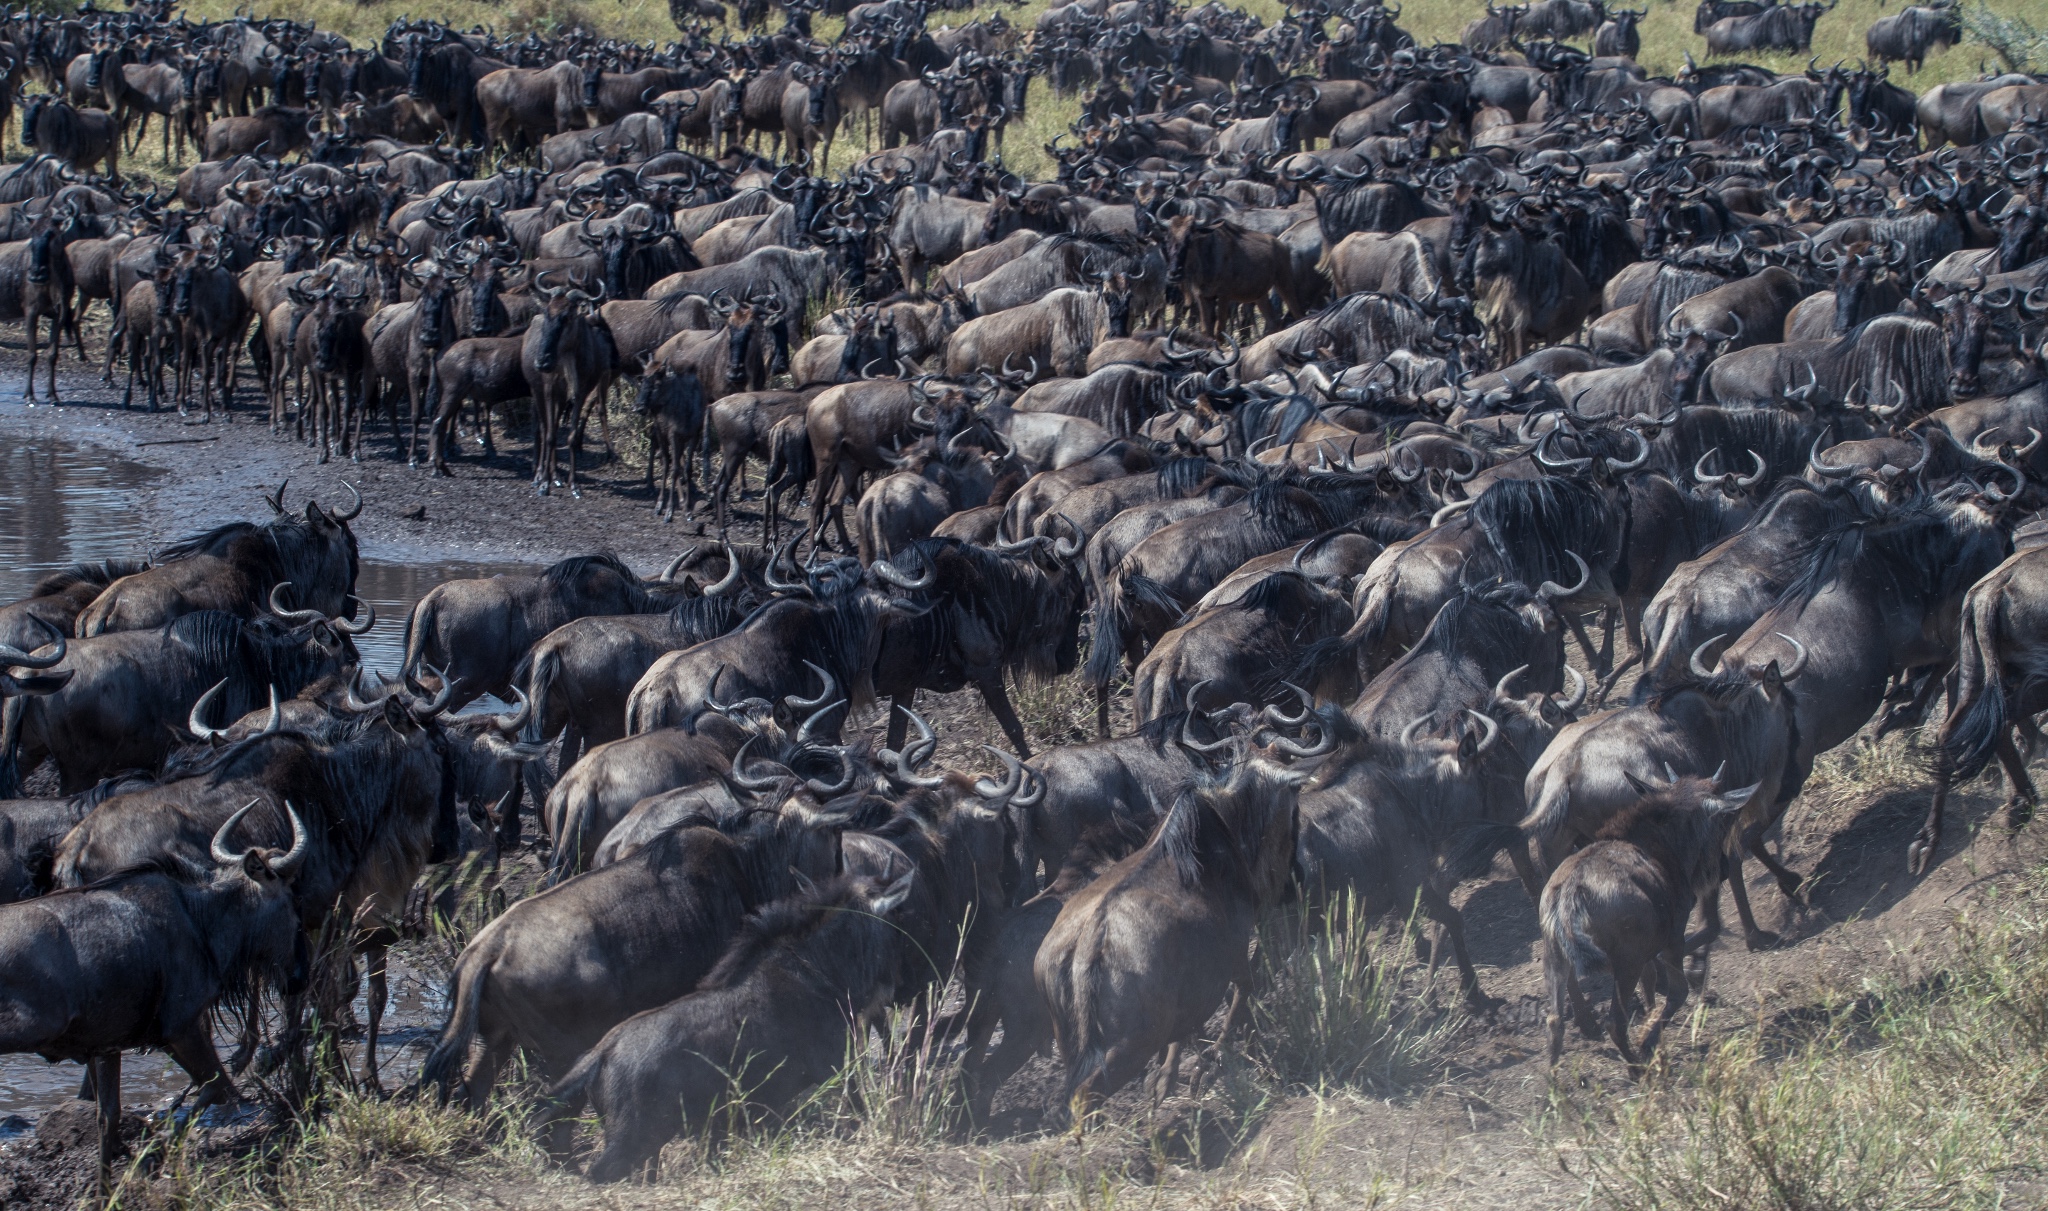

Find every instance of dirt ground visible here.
[0,343,2037,1209]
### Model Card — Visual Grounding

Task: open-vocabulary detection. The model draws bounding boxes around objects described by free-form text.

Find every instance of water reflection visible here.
[0,443,161,606]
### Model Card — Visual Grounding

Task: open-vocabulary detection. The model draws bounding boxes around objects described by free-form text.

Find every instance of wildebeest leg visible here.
[90,1051,121,1192]
[1722,852,1780,950]
[1147,1042,1180,1106]
[23,301,40,403]
[1686,866,1728,956]
[1507,841,1543,902]
[976,674,1034,759]
[1997,730,2039,830]
[1605,958,1643,1069]
[1419,883,1501,1011]
[1594,649,1642,708]
[164,1019,236,1113]
[1564,610,1604,677]
[363,939,389,1093]
[460,1038,509,1113]
[1094,683,1111,740]
[566,398,587,499]
[887,696,912,752]
[1742,817,1804,902]
[1635,941,1690,1069]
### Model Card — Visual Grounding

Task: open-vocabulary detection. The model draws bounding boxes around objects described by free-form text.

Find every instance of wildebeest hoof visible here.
[1907,830,1937,875]
[1744,930,1782,951]
[2004,797,2035,831]
[571,487,582,499]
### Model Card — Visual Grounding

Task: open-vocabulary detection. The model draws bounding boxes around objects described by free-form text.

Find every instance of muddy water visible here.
[0,436,532,1117]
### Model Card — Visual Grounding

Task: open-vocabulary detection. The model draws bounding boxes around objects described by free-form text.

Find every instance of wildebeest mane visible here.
[540,551,640,593]
[155,514,356,593]
[1657,406,1814,485]
[893,538,1077,683]
[1468,476,1616,588]
[29,557,151,598]
[665,593,746,646]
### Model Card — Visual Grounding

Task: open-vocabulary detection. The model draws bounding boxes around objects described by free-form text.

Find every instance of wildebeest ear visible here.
[1712,783,1761,813]
[869,869,915,916]
[1621,769,1656,797]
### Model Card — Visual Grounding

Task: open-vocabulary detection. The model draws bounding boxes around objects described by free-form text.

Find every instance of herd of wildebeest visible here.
[0,0,2044,1185]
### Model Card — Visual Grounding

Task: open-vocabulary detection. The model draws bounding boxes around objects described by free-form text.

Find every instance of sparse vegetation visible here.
[1570,867,2048,1211]
[1252,896,1465,1094]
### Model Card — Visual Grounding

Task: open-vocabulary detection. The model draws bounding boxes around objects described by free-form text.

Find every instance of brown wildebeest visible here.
[1036,751,1305,1119]
[1541,772,1756,1073]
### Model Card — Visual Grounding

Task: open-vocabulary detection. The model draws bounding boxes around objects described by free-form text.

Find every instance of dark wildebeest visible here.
[0,560,147,654]
[0,806,306,1182]
[0,774,149,904]
[1703,2,1830,55]
[19,93,119,180]
[402,553,684,711]
[515,566,746,764]
[548,866,916,1182]
[418,799,847,1125]
[1542,773,1756,1072]
[869,538,1086,757]
[75,487,362,636]
[1917,542,2048,875]
[0,215,78,403]
[1866,2,1960,73]
[635,366,708,522]
[0,604,362,795]
[1037,753,1305,1118]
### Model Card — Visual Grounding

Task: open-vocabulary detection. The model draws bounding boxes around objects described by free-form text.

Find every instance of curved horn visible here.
[1690,633,1726,679]
[267,582,328,624]
[1538,551,1591,600]
[784,660,837,711]
[331,597,375,635]
[491,687,532,734]
[0,615,65,669]
[870,547,935,589]
[702,543,742,596]
[188,678,231,742]
[1553,665,1588,712]
[210,798,266,866]
[1772,631,1809,680]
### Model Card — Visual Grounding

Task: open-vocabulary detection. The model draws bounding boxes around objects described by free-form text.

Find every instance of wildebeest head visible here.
[533,276,596,373]
[579,55,604,110]
[206,799,313,996]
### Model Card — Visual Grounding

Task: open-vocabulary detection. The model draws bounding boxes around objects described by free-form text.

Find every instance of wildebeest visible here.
[75,487,362,636]
[549,866,916,1181]
[1866,2,1960,73]
[0,805,306,1178]
[402,553,684,710]
[420,800,845,1119]
[1542,773,1755,1071]
[0,605,362,795]
[1037,753,1304,1117]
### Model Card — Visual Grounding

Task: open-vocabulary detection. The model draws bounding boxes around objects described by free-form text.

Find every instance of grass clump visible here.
[1251,895,1463,1094]
[1571,869,2048,1211]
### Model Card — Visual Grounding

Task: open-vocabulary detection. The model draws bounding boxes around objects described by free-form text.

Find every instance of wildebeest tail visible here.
[1517,765,1573,840]
[0,694,23,799]
[518,645,562,746]
[417,938,496,1101]
[1940,580,2010,784]
[1121,573,1184,634]
[1445,820,1525,884]
[1084,570,1128,691]
[399,592,435,682]
[1540,882,1607,982]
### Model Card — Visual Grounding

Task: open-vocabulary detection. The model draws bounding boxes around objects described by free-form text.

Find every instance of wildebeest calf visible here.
[1541,773,1755,1073]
